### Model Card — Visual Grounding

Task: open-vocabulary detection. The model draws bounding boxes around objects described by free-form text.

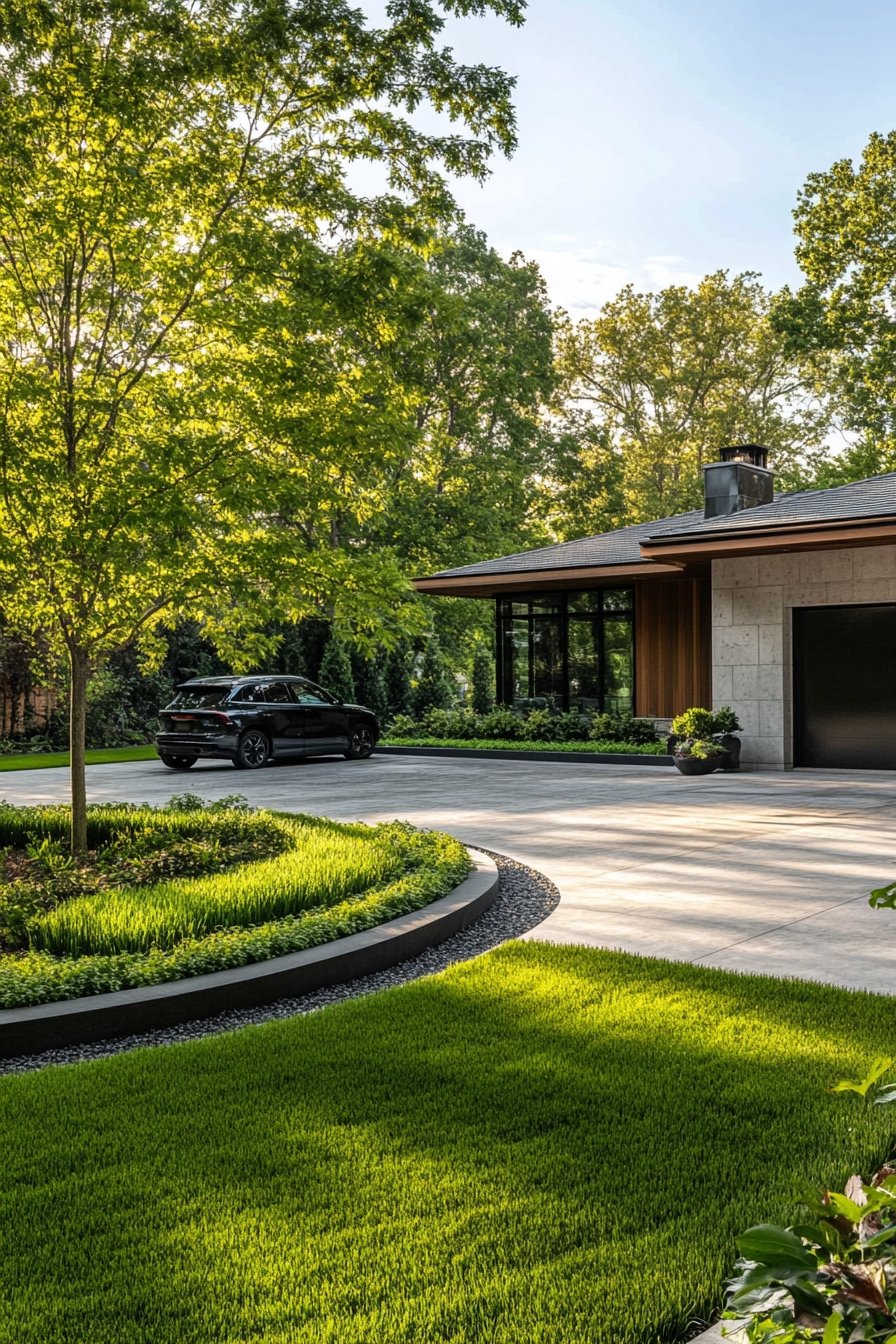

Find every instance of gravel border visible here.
[0,848,559,1076]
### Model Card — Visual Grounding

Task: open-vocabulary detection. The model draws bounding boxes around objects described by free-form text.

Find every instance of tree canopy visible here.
[553,271,833,527]
[0,0,525,848]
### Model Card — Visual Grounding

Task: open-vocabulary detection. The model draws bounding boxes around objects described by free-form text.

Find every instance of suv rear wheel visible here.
[234,730,270,770]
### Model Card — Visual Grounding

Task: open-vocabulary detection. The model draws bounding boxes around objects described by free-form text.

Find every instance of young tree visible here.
[470,639,494,714]
[0,0,523,851]
[554,271,833,523]
[361,659,390,724]
[318,637,355,705]
[385,642,413,720]
[412,636,454,717]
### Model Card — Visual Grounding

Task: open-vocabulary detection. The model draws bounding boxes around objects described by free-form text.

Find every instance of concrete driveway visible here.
[6,754,896,992]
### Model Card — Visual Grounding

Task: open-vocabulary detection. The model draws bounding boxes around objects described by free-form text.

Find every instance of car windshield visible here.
[166,686,233,710]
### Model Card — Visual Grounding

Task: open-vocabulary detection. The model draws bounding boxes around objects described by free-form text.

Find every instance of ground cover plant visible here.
[383,735,668,755]
[0,800,470,1006]
[1,945,895,1344]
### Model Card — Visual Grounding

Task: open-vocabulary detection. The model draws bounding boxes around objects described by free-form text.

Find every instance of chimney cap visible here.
[718,444,770,470]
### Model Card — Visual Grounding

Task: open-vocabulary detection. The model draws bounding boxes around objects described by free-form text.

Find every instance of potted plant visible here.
[671,736,726,776]
[711,705,742,772]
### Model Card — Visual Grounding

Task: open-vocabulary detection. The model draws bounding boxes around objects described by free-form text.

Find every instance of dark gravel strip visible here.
[0,849,560,1076]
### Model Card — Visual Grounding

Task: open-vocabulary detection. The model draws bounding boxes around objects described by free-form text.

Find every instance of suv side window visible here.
[257,682,292,703]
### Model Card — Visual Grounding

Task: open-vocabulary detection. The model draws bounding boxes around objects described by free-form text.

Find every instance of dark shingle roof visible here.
[424,511,706,579]
[647,472,896,542]
[422,471,896,581]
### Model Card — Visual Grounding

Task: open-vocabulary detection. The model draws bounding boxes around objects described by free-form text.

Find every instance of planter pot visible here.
[717,734,741,772]
[673,755,721,776]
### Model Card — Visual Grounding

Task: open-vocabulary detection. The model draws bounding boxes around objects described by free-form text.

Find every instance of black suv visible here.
[155,675,380,771]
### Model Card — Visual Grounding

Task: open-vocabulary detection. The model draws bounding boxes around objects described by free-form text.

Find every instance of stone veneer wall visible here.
[711,545,896,768]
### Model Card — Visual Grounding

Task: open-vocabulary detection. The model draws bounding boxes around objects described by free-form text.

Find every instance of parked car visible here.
[155,675,380,771]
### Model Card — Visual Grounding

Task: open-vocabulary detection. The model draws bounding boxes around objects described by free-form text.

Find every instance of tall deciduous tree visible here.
[553,271,833,526]
[0,0,523,851]
[775,130,896,480]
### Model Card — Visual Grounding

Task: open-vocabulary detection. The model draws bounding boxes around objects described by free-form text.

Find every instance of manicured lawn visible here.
[1,944,894,1344]
[0,744,157,771]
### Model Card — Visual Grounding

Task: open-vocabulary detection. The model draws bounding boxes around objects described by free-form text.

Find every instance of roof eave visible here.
[413,559,687,597]
[641,514,896,561]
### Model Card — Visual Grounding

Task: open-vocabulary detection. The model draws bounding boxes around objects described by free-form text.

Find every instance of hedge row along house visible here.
[414,446,896,770]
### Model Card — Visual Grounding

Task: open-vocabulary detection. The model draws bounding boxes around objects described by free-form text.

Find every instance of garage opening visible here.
[793,603,896,769]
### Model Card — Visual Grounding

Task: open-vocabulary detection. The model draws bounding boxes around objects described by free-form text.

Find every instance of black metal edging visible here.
[0,856,499,1061]
[378,746,674,767]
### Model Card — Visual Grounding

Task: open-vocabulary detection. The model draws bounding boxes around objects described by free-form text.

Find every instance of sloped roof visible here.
[423,511,705,579]
[647,471,896,543]
[419,471,896,583]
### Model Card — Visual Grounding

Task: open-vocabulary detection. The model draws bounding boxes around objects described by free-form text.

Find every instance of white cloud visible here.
[524,243,703,316]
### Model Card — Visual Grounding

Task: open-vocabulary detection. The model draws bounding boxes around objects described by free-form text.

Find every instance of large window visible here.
[497,589,633,715]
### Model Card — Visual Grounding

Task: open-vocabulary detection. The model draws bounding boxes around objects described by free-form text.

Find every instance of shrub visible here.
[670,706,716,739]
[469,640,494,715]
[589,712,659,745]
[318,636,356,703]
[712,705,742,735]
[385,641,413,719]
[361,658,389,722]
[478,706,524,740]
[520,708,562,742]
[422,708,479,740]
[386,714,417,740]
[553,710,590,743]
[674,738,725,760]
[411,636,453,717]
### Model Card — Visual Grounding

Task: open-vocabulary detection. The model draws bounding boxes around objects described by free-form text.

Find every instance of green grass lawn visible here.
[0,744,157,771]
[1,944,894,1344]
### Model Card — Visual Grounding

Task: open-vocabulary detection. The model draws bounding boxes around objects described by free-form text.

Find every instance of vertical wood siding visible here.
[634,578,711,718]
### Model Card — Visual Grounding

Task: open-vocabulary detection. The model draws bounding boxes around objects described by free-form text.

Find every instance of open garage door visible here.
[793,603,896,769]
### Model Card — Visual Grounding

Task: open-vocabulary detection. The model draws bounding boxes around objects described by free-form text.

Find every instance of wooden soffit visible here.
[413,560,688,598]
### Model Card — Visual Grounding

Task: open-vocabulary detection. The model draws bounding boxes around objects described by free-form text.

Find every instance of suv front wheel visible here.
[344,724,375,760]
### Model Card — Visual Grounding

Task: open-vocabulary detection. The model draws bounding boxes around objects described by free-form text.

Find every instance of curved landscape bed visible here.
[0,801,473,1010]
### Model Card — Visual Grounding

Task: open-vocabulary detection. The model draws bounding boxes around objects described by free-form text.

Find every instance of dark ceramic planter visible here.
[717,734,741,772]
[673,755,720,776]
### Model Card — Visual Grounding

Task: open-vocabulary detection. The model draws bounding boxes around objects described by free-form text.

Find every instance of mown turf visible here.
[0,745,156,771]
[1,943,894,1344]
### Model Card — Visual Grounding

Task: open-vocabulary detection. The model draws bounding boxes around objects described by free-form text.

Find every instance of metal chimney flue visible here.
[703,444,774,519]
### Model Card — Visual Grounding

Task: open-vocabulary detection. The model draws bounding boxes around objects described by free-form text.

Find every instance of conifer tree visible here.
[318,637,356,704]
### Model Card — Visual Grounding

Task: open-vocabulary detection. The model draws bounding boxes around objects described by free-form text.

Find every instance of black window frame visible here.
[495,588,635,714]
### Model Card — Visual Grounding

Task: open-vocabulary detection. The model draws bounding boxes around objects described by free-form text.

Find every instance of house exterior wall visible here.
[634,577,711,719]
[711,545,896,767]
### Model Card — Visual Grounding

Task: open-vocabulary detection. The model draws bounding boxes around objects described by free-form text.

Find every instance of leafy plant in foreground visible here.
[724,1060,896,1342]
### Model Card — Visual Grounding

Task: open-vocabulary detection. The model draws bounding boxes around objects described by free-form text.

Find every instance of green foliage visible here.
[421,708,480,740]
[318,638,356,705]
[411,636,454,717]
[671,707,718,739]
[0,0,525,849]
[2,946,895,1342]
[470,640,495,715]
[383,736,667,755]
[360,659,389,722]
[479,706,526,740]
[385,642,414,720]
[589,713,660,745]
[675,738,726,761]
[780,130,896,450]
[0,810,470,1004]
[713,706,743,736]
[553,271,833,524]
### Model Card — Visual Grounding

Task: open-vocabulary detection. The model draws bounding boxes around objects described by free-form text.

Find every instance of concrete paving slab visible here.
[4,754,896,991]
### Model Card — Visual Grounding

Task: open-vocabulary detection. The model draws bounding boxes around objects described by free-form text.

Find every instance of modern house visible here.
[414,446,896,770]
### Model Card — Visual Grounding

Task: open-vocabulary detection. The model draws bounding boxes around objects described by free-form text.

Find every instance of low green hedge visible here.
[383,737,668,756]
[0,807,471,1008]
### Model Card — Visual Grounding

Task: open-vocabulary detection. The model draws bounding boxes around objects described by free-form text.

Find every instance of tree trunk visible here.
[68,645,89,856]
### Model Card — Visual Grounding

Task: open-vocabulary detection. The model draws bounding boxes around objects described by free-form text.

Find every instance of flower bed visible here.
[0,798,471,1007]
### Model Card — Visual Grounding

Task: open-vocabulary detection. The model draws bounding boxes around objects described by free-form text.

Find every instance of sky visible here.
[392,0,896,315]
